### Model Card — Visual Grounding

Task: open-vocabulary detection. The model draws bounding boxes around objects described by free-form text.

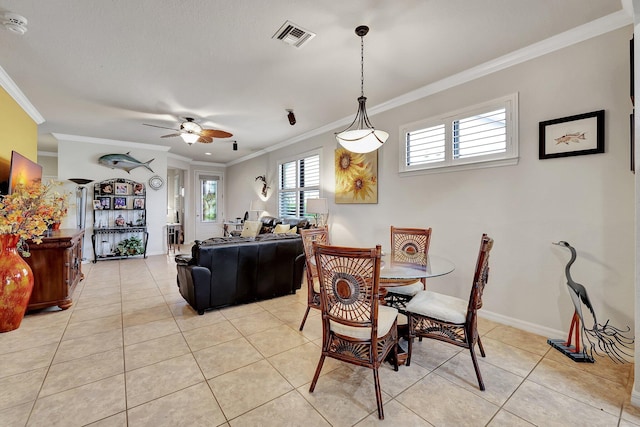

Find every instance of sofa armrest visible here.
[294,253,306,290]
[177,264,212,315]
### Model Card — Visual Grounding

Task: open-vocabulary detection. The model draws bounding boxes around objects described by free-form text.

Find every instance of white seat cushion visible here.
[330,304,398,340]
[312,276,320,294]
[396,313,408,326]
[405,290,467,324]
[384,280,423,296]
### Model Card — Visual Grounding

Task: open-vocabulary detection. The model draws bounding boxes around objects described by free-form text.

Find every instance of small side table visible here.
[166,223,183,253]
[223,221,243,237]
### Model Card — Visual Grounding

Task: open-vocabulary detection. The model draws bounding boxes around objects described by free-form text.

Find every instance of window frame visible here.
[198,174,221,223]
[399,93,518,174]
[277,149,322,218]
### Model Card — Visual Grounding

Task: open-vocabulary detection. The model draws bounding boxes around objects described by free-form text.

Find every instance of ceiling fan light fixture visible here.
[335,25,387,154]
[181,132,200,145]
[181,120,201,133]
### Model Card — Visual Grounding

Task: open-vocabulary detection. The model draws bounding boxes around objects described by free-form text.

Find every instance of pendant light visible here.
[335,25,388,153]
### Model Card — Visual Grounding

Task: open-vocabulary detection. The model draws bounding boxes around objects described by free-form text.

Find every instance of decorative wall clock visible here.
[148,175,164,190]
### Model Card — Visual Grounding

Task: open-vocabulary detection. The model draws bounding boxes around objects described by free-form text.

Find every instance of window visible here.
[400,93,518,173]
[199,175,220,222]
[278,151,320,218]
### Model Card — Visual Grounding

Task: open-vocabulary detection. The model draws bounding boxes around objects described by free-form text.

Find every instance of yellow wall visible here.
[0,86,38,179]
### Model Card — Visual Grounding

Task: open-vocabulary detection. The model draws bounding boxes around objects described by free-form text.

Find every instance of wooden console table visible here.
[24,228,84,311]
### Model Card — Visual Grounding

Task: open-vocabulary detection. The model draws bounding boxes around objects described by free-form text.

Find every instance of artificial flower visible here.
[0,181,69,255]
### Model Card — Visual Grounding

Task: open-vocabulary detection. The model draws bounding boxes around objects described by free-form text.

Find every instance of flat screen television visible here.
[5,151,43,194]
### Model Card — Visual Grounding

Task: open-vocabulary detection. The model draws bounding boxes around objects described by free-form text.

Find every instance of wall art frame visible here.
[539,110,604,159]
[335,147,378,204]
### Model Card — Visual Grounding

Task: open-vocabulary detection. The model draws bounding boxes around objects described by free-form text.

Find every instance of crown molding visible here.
[227,10,632,166]
[52,133,171,151]
[0,65,45,124]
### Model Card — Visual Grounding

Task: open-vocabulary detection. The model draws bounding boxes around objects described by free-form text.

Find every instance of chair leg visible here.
[477,335,486,358]
[299,306,311,331]
[373,368,384,420]
[309,354,326,393]
[406,336,413,366]
[469,346,485,391]
[393,343,398,372]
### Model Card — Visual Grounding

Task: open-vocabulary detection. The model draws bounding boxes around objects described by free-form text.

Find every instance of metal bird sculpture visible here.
[255,175,270,197]
[550,241,633,363]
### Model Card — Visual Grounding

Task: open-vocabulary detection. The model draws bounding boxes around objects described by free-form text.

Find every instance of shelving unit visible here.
[91,178,148,262]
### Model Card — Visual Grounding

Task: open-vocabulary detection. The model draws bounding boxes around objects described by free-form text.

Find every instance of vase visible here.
[0,234,34,332]
[52,222,61,231]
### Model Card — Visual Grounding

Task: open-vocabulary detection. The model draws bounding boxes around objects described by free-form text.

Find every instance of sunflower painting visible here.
[335,148,378,204]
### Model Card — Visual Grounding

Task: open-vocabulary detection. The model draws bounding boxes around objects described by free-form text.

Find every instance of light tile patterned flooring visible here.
[0,254,638,426]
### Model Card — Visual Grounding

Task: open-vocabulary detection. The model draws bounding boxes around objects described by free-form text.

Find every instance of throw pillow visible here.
[240,220,262,238]
[273,224,291,234]
[287,226,298,234]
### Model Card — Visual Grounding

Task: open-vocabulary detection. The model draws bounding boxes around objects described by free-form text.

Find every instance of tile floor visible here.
[0,254,638,426]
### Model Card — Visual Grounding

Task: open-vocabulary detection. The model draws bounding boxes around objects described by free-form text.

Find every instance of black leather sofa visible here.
[176,232,306,314]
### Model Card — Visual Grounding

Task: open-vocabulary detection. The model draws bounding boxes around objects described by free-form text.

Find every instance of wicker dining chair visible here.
[383,226,432,311]
[309,243,398,420]
[405,234,493,390]
[298,226,329,331]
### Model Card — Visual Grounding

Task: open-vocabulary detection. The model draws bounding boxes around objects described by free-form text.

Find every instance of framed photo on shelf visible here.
[93,200,102,210]
[114,197,127,209]
[539,110,605,160]
[100,182,113,194]
[115,183,130,195]
[97,196,111,210]
[133,182,145,195]
[133,198,145,210]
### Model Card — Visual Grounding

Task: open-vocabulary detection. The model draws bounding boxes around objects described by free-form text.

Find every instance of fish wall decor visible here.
[98,152,154,173]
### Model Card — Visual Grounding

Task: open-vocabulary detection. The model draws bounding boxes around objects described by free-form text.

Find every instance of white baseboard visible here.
[480,309,565,340]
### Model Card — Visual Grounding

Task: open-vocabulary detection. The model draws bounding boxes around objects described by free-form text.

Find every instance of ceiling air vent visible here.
[272,20,316,48]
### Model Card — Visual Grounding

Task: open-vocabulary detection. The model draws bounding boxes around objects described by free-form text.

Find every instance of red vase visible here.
[0,234,34,332]
[52,222,61,231]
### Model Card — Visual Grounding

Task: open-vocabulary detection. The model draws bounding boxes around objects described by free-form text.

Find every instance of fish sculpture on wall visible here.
[98,152,154,173]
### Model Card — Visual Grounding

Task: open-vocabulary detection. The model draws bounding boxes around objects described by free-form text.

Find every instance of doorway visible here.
[194,171,224,240]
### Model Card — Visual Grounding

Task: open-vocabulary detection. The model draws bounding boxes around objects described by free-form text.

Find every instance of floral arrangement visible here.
[0,181,69,255]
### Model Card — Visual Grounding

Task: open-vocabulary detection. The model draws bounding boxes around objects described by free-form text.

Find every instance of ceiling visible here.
[0,1,625,165]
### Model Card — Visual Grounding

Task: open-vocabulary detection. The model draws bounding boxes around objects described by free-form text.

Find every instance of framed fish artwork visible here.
[539,110,604,159]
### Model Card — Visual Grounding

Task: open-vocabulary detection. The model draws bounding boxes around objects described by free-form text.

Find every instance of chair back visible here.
[390,226,432,284]
[466,234,493,322]
[301,226,329,262]
[391,226,432,256]
[313,243,382,338]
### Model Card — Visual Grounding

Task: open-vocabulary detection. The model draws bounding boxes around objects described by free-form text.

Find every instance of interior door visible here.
[194,171,223,240]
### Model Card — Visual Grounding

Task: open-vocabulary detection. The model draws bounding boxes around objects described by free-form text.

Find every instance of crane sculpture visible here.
[548,241,633,363]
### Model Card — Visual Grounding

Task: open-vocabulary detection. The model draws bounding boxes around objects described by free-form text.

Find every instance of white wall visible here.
[226,27,635,339]
[56,135,170,258]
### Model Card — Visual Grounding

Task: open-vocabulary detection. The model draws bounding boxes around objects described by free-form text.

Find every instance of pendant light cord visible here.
[360,34,365,97]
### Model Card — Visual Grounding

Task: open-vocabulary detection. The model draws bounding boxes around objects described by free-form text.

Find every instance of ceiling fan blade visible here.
[143,123,180,131]
[161,133,182,138]
[200,129,233,138]
[197,136,214,143]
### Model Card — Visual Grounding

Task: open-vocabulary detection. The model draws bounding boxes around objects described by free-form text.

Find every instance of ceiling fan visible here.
[143,117,233,145]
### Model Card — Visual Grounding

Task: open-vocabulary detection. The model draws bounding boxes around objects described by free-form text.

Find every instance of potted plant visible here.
[115,235,144,256]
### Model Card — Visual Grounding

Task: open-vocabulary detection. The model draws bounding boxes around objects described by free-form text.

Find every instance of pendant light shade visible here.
[335,25,388,154]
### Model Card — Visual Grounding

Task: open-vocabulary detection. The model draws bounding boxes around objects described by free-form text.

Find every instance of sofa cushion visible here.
[288,226,297,234]
[273,223,291,234]
[241,220,262,237]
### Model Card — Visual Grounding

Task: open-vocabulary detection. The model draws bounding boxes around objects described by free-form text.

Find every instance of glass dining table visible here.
[378,251,455,366]
[379,252,455,282]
